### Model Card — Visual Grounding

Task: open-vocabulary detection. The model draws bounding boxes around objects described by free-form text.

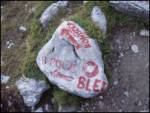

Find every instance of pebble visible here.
[131,44,139,53]
[123,91,129,97]
[119,52,124,57]
[1,58,4,66]
[29,7,36,14]
[121,99,125,104]
[118,109,123,112]
[140,29,149,37]
[8,101,12,107]
[85,102,89,106]
[1,16,4,22]
[6,86,9,89]
[137,100,142,106]
[99,95,103,100]
[132,32,136,37]
[115,39,121,45]
[1,74,10,84]
[113,80,118,85]
[98,101,104,109]
[6,40,15,49]
[19,26,27,32]
[83,1,88,4]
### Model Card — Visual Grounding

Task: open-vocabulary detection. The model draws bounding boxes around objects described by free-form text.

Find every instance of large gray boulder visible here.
[36,21,109,98]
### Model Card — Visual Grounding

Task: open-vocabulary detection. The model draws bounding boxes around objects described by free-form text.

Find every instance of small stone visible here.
[8,101,12,107]
[15,77,49,107]
[118,109,123,112]
[123,91,129,97]
[1,58,4,66]
[131,44,139,53]
[115,39,121,45]
[113,80,118,85]
[34,107,43,112]
[91,6,107,34]
[121,100,125,104]
[83,1,88,4]
[117,59,121,63]
[132,32,136,37]
[6,40,14,49]
[6,41,10,45]
[29,7,36,14]
[6,86,9,89]
[140,29,149,37]
[85,102,89,106]
[99,95,103,99]
[1,74,10,84]
[25,4,28,7]
[19,26,27,32]
[145,63,149,68]
[137,100,142,106]
[119,52,124,57]
[93,106,96,110]
[97,101,104,109]
[1,16,4,22]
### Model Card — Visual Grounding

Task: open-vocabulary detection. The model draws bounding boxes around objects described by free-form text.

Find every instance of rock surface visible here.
[1,74,10,84]
[109,1,149,24]
[40,1,68,27]
[36,21,108,98]
[16,77,49,107]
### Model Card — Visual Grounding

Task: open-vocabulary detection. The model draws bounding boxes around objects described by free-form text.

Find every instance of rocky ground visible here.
[1,1,149,112]
[80,27,149,112]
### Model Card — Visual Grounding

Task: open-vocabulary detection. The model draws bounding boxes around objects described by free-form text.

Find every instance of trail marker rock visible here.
[36,21,108,98]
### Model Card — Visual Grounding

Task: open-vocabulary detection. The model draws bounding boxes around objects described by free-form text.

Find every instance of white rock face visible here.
[40,1,68,27]
[1,74,10,84]
[16,77,49,107]
[36,21,109,98]
[91,6,107,34]
[109,1,149,24]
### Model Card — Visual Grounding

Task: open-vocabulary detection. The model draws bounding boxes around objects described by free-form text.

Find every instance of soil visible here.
[80,26,149,112]
[1,1,149,112]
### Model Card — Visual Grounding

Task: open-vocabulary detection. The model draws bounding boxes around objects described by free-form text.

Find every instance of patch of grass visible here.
[53,88,82,107]
[19,1,54,80]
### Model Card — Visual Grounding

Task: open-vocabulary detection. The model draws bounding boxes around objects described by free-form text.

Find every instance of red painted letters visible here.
[77,76,108,93]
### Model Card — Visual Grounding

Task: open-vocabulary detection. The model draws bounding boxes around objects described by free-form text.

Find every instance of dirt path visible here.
[80,27,149,112]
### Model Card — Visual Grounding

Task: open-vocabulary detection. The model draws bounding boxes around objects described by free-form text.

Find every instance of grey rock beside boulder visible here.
[40,1,68,27]
[1,74,10,84]
[16,77,49,107]
[109,1,149,24]
[91,6,107,34]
